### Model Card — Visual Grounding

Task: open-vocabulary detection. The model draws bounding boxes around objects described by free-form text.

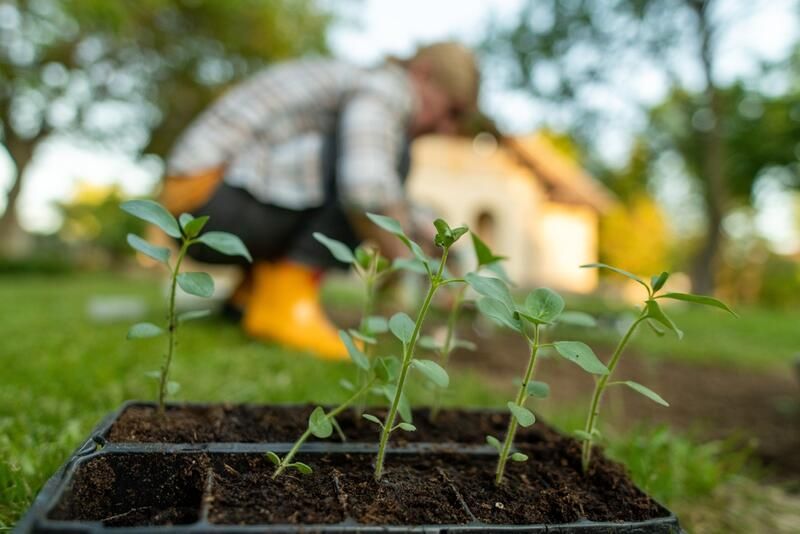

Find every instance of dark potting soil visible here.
[48,448,666,527]
[107,404,546,445]
[48,453,207,526]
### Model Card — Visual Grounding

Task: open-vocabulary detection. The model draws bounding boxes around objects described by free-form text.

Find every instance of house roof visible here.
[504,134,617,214]
[411,133,617,214]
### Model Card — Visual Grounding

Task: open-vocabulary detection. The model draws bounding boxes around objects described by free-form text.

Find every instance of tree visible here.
[482,0,795,293]
[0,0,332,253]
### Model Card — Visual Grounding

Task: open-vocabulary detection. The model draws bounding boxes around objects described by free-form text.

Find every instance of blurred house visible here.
[408,133,616,293]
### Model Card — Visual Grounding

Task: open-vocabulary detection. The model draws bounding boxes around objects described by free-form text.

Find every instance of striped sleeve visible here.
[336,93,408,210]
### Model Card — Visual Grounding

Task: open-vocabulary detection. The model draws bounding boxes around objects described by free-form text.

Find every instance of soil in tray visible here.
[107,404,546,444]
[47,441,667,527]
[48,453,207,526]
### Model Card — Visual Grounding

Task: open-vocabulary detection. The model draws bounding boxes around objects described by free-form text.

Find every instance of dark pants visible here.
[187,125,411,270]
[187,183,360,270]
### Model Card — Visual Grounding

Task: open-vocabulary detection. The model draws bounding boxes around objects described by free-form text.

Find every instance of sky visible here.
[1,0,799,252]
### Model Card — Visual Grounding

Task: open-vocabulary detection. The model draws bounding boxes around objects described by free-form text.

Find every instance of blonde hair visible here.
[395,42,480,112]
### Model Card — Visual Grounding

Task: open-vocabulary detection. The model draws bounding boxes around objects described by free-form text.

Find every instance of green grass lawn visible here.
[1,273,796,530]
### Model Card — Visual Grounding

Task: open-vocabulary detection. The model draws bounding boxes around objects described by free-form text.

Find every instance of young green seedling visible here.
[578,264,737,473]
[268,354,399,478]
[312,233,393,417]
[420,233,507,422]
[467,274,608,485]
[365,215,468,480]
[121,199,251,415]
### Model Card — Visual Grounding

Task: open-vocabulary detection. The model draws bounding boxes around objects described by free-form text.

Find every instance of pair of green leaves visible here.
[466,274,608,375]
[433,218,468,249]
[127,309,211,340]
[121,199,252,265]
[466,274,564,329]
[313,232,390,273]
[265,451,311,475]
[386,312,450,387]
[485,435,528,462]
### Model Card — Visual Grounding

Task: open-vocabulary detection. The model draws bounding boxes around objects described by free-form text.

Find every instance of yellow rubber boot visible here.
[243,261,349,361]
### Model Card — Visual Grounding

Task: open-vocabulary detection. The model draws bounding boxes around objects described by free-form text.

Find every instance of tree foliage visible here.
[0,0,332,247]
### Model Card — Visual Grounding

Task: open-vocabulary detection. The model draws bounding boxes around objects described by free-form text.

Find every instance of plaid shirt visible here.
[167,59,415,211]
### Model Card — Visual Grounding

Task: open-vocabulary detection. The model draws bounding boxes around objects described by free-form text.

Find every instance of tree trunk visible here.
[689,0,727,295]
[0,134,35,257]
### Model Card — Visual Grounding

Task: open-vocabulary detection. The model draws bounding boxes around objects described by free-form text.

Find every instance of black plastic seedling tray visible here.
[16,402,684,533]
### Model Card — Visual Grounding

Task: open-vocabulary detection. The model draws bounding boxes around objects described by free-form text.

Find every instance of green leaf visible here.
[348,328,377,345]
[645,299,684,340]
[574,430,593,442]
[180,214,209,238]
[374,356,401,382]
[121,199,181,238]
[389,312,415,344]
[308,406,333,438]
[453,339,477,351]
[465,273,515,312]
[396,422,416,432]
[127,322,164,339]
[580,263,650,294]
[166,381,180,396]
[339,378,355,391]
[364,316,389,334]
[392,258,429,275]
[177,272,215,298]
[418,336,441,351]
[657,292,738,317]
[486,435,502,451]
[507,402,536,427]
[366,213,429,268]
[338,330,370,371]
[556,311,597,327]
[381,384,412,422]
[553,341,609,375]
[411,359,450,388]
[265,451,281,466]
[522,288,564,324]
[313,232,355,264]
[292,462,313,475]
[144,370,161,380]
[362,413,384,427]
[619,380,670,407]
[366,212,405,235]
[526,381,550,398]
[645,318,666,337]
[178,309,211,323]
[476,297,522,332]
[510,452,529,462]
[471,232,506,267]
[196,231,252,262]
[126,234,170,264]
[354,246,371,269]
[651,272,669,292]
[486,261,513,285]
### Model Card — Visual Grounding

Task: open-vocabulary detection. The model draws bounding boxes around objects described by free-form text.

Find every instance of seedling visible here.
[365,214,468,480]
[421,233,507,421]
[467,275,608,485]
[578,264,737,473]
[268,354,400,478]
[121,199,251,415]
[312,233,393,418]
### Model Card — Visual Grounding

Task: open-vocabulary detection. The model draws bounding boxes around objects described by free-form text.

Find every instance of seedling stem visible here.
[495,324,540,485]
[374,248,449,480]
